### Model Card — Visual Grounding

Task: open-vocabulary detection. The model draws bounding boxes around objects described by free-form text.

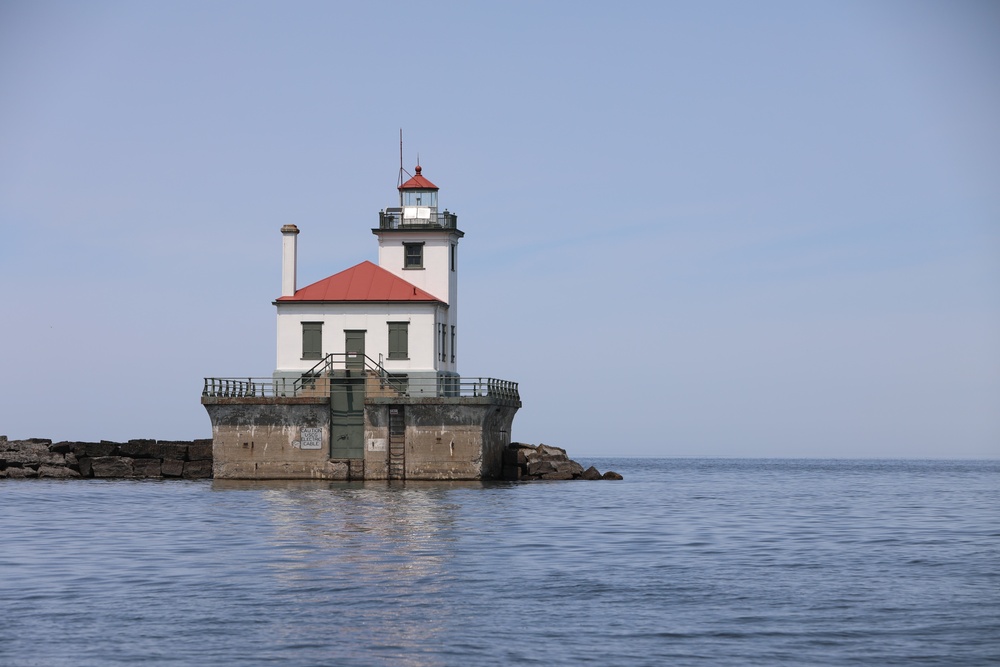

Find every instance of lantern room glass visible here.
[402,190,438,208]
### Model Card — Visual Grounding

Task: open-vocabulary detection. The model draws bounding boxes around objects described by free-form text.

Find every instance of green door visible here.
[330,377,365,459]
[345,330,365,371]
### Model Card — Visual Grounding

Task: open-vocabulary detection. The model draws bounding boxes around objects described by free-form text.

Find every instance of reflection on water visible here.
[2,461,998,667]
[210,480,500,667]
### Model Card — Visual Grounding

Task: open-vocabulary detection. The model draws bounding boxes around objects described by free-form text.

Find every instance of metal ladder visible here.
[388,407,405,480]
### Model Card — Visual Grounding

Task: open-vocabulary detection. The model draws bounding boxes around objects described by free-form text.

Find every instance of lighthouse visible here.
[202,161,520,481]
[272,164,463,389]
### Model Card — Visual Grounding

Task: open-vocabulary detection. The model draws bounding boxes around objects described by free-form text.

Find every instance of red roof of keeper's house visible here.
[276,261,443,303]
[398,165,438,190]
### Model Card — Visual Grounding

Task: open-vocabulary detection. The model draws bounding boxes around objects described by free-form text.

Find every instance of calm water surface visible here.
[1,459,998,666]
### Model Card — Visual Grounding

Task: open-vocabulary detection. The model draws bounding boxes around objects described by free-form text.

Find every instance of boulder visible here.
[132,459,162,478]
[187,442,213,461]
[536,444,568,459]
[527,460,559,476]
[2,447,64,467]
[118,440,162,459]
[74,442,118,458]
[2,441,50,456]
[4,466,37,478]
[37,465,80,479]
[541,471,575,480]
[183,460,213,479]
[49,442,75,454]
[91,457,134,478]
[157,443,189,461]
[78,457,93,478]
[161,459,185,478]
[602,471,623,480]
[581,466,603,480]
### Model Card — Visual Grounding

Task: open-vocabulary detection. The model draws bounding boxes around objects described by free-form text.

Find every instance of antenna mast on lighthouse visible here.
[397,129,413,189]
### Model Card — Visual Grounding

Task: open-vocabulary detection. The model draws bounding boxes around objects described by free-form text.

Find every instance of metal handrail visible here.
[378,207,458,230]
[295,352,408,395]
[202,375,519,402]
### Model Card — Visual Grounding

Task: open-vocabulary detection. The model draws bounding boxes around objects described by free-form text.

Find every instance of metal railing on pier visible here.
[202,375,519,403]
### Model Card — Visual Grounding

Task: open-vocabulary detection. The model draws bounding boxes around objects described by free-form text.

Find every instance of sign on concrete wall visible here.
[368,438,386,452]
[299,428,323,450]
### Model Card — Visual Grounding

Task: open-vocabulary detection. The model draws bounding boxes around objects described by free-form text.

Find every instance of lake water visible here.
[1,458,998,666]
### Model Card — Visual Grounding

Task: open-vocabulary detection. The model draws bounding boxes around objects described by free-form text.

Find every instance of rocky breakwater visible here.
[0,436,213,479]
[503,442,623,481]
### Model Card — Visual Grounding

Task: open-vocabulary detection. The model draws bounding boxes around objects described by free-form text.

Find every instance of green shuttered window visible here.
[388,322,408,360]
[302,322,322,360]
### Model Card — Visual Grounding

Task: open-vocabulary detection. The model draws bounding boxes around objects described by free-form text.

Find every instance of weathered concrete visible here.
[203,394,519,481]
[365,398,518,481]
[202,397,338,479]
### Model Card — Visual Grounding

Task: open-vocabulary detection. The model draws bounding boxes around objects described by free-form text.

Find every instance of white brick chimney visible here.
[280,224,299,297]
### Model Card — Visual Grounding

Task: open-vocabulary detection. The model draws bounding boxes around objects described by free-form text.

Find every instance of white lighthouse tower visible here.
[375,165,463,377]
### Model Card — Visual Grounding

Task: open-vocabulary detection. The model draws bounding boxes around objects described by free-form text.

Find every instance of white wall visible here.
[375,229,461,374]
[275,302,456,375]
[376,231,460,307]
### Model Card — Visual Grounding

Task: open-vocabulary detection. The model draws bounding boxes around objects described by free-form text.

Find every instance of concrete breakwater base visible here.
[0,436,213,479]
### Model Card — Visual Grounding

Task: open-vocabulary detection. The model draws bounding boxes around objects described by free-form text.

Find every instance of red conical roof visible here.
[398,165,439,190]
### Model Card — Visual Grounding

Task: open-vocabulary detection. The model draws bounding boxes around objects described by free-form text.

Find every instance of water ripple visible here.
[1,460,998,666]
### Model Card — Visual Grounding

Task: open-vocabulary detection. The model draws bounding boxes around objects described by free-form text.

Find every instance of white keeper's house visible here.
[202,163,521,481]
[274,164,461,392]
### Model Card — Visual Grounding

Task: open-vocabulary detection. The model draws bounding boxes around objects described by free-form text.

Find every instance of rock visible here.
[118,440,162,459]
[602,471,623,480]
[74,442,118,458]
[527,460,559,476]
[581,466,603,480]
[183,460,213,479]
[5,466,37,478]
[78,457,93,478]
[91,457,134,478]
[2,447,64,467]
[541,471,575,480]
[49,442,75,454]
[64,452,80,471]
[157,442,189,461]
[536,444,567,459]
[161,459,185,478]
[187,442,213,461]
[132,459,162,478]
[37,465,80,479]
[3,441,49,456]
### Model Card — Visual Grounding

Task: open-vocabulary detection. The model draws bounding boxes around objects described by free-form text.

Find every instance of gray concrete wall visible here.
[204,395,519,481]
[364,399,517,480]
[203,397,349,480]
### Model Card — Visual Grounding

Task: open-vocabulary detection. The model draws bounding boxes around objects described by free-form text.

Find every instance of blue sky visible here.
[1,0,997,457]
